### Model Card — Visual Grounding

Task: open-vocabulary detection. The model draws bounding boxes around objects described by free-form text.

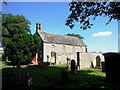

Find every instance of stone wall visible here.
[43,46,105,69]
[40,42,105,69]
[55,52,105,70]
[43,42,86,63]
[80,52,105,69]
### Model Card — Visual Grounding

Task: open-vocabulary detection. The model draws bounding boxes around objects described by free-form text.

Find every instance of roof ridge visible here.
[38,31,86,46]
[41,31,80,39]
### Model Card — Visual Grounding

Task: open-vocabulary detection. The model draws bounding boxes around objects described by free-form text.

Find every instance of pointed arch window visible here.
[51,45,55,52]
[51,45,56,57]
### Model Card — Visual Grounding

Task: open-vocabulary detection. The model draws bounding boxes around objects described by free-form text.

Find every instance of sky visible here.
[2,2,119,52]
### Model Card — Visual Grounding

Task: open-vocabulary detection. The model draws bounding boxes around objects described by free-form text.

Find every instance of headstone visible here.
[103,52,120,84]
[71,59,77,74]
[101,62,105,72]
[27,73,32,90]
[96,56,101,68]
[66,57,71,68]
[5,56,8,62]
[61,70,69,84]
[14,61,21,83]
[40,62,48,69]
[91,61,94,68]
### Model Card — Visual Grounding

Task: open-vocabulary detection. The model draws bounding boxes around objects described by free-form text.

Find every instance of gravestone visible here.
[27,73,33,90]
[71,59,77,74]
[91,61,94,68]
[101,62,105,72]
[66,57,71,68]
[61,70,69,84]
[103,52,120,84]
[14,61,21,83]
[96,55,101,68]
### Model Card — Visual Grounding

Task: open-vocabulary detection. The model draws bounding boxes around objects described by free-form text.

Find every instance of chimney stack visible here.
[36,22,42,33]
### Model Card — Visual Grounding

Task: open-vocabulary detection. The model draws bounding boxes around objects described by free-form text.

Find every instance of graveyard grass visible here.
[2,64,112,89]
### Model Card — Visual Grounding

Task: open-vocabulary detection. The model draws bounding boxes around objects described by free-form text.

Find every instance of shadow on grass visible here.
[2,65,113,89]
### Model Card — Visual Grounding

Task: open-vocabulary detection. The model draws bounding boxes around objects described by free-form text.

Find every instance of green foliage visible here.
[2,0,8,5]
[3,34,35,64]
[32,32,41,56]
[2,13,40,65]
[11,34,35,64]
[2,13,31,38]
[66,2,120,30]
[66,33,84,39]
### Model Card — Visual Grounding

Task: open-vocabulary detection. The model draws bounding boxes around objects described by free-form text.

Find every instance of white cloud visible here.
[92,31,112,38]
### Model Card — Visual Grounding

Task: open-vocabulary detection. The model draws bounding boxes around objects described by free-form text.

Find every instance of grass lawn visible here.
[2,64,113,89]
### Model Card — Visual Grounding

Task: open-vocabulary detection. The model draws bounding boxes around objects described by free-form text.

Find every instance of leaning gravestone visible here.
[71,59,77,74]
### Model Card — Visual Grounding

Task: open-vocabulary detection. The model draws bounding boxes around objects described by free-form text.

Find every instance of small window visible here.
[39,26,41,30]
[51,45,55,52]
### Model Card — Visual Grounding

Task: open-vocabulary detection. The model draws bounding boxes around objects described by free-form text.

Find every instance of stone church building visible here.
[32,22,105,69]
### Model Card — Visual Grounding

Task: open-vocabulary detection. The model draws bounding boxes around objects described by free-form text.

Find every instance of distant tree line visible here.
[66,33,84,39]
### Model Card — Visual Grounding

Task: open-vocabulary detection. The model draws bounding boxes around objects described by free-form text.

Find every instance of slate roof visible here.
[38,32,87,47]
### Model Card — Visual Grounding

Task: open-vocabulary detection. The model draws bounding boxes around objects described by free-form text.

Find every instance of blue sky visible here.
[2,2,118,52]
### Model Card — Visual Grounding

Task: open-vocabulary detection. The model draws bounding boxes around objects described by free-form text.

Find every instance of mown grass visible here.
[2,64,112,89]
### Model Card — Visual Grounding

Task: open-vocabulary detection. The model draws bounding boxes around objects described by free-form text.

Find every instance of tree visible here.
[3,33,40,65]
[2,13,40,65]
[2,13,31,38]
[66,1,120,30]
[3,0,8,5]
[9,34,35,64]
[32,32,41,57]
[66,33,84,39]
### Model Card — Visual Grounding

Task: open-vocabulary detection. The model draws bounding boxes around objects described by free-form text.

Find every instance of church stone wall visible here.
[80,52,105,69]
[43,42,86,65]
[42,42,105,70]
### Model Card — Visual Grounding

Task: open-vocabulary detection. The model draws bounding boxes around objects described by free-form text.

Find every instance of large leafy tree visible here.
[2,13,40,65]
[2,13,31,38]
[8,34,35,65]
[66,1,120,30]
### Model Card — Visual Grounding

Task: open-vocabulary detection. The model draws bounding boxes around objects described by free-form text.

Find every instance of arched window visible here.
[51,45,55,52]
[51,45,56,57]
